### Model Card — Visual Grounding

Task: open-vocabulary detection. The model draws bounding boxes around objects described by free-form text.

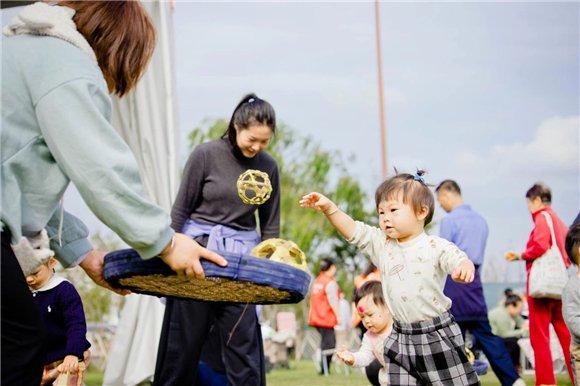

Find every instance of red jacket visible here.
[308,273,339,328]
[521,206,571,275]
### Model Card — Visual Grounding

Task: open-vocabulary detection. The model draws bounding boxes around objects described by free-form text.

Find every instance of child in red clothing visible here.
[505,183,574,385]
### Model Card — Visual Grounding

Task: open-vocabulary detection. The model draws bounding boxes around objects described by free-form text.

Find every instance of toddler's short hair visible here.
[353,280,385,308]
[565,222,580,265]
[375,171,435,225]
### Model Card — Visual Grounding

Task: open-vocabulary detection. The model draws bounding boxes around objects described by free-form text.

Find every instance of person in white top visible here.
[337,280,392,385]
[300,171,480,385]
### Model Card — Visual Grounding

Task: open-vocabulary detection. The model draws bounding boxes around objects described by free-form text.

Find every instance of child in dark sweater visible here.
[26,253,91,384]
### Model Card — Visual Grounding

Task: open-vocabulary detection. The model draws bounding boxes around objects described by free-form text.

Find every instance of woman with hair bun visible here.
[154,93,280,386]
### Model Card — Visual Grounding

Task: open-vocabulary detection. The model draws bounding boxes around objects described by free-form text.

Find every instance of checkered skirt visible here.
[383,311,480,385]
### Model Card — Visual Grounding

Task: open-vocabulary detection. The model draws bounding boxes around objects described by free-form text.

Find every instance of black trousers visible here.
[365,359,381,386]
[316,327,336,374]
[154,298,265,386]
[503,337,521,372]
[1,231,45,386]
[458,319,519,386]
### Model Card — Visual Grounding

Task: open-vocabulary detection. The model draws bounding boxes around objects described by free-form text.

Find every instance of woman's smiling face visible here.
[235,123,273,158]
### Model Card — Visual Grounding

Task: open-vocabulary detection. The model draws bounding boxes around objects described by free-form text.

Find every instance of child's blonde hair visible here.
[374,171,435,225]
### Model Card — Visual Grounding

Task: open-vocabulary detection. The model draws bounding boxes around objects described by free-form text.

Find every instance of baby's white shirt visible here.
[352,327,391,368]
[352,326,392,386]
[348,222,469,323]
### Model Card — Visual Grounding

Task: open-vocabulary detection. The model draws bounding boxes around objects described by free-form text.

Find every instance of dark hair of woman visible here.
[504,294,522,308]
[565,222,580,265]
[319,258,335,273]
[223,93,276,153]
[362,263,377,278]
[525,183,552,204]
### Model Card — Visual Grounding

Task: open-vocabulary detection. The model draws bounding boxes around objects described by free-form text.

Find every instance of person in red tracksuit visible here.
[308,258,340,375]
[505,183,574,385]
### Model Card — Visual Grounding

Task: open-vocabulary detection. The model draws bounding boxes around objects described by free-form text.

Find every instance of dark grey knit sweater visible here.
[171,138,280,240]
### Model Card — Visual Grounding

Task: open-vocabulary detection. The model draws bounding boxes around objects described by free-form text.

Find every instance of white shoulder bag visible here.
[528,212,568,299]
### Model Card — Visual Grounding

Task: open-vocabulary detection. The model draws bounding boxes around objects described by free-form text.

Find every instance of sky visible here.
[169,2,579,282]
[3,2,578,282]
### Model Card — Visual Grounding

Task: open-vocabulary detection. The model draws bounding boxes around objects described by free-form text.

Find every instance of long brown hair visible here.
[59,1,156,96]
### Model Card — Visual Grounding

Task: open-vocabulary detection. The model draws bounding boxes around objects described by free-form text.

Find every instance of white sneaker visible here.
[512,379,526,386]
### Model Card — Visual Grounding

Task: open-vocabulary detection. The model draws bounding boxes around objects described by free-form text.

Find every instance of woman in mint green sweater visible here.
[1,3,225,385]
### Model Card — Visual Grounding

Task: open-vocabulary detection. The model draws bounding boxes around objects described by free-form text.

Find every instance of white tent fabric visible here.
[102,2,177,385]
[102,294,166,386]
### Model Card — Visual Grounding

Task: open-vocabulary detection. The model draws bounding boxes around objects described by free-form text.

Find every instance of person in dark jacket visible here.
[436,180,524,386]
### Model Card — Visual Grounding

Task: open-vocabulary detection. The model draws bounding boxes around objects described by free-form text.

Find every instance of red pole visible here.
[374,0,387,179]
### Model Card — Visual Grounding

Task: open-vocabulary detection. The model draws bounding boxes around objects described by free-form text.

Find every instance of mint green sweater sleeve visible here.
[45,208,93,267]
[35,79,173,260]
[488,307,528,338]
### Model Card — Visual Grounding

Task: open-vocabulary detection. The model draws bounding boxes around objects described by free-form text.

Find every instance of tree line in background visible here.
[66,118,522,327]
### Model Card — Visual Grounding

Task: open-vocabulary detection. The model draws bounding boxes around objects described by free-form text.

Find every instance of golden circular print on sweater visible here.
[236,169,272,205]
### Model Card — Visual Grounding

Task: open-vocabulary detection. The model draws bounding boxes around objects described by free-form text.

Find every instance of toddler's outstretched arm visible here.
[336,349,355,366]
[337,332,376,367]
[300,192,356,239]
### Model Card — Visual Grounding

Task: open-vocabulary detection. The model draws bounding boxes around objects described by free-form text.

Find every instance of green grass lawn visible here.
[86,360,573,386]
[266,361,573,386]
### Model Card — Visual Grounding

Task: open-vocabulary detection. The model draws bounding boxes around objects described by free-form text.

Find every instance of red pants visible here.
[527,296,574,385]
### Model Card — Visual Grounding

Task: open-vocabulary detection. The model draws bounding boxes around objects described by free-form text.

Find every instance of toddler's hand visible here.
[336,349,355,366]
[504,251,520,261]
[299,192,335,214]
[83,349,91,367]
[451,259,475,284]
[57,355,80,374]
[41,366,59,386]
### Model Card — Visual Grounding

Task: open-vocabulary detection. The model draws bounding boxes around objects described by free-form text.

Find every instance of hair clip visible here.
[413,173,425,183]
[248,98,255,103]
